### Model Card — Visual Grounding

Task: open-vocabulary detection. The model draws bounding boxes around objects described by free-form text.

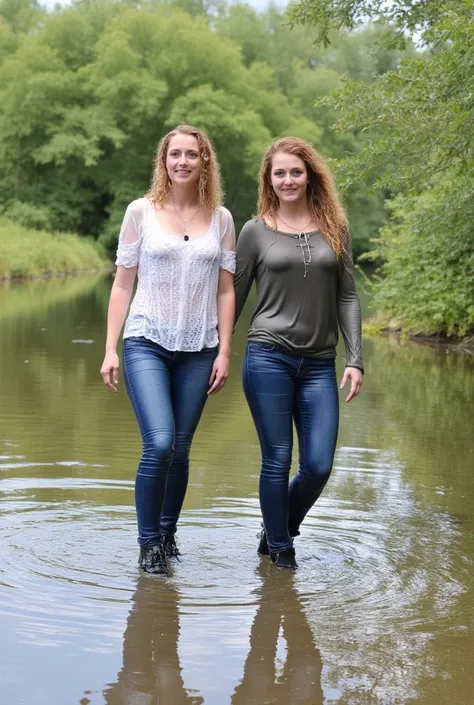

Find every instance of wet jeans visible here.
[243,342,339,553]
[123,337,216,547]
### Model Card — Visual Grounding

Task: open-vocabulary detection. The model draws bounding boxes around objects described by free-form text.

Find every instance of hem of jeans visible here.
[160,529,177,537]
[138,537,162,547]
[268,541,294,554]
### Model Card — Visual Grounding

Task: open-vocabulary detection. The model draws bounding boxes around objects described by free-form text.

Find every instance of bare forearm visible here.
[217,288,235,356]
[105,285,133,352]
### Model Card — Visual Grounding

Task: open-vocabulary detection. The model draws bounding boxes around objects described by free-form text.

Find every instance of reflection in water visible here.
[231,564,322,705]
[0,274,108,322]
[104,578,204,705]
[105,565,322,705]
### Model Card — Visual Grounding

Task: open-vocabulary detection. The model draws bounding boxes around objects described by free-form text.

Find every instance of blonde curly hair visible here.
[146,125,223,211]
[258,137,348,259]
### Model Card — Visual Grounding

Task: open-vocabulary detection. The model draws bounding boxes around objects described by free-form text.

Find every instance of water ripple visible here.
[0,444,469,705]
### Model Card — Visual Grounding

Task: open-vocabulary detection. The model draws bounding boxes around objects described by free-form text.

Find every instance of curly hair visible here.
[146,125,223,211]
[258,137,348,259]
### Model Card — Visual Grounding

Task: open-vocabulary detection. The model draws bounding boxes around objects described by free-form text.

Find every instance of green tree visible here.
[0,0,43,34]
[290,0,474,336]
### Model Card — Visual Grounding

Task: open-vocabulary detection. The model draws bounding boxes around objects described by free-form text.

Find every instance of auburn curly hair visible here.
[258,137,348,259]
[146,125,223,211]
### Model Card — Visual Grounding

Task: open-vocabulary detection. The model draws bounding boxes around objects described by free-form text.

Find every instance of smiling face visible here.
[270,151,309,205]
[166,134,201,187]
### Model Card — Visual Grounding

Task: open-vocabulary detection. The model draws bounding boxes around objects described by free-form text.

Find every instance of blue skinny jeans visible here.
[243,342,339,553]
[123,336,216,547]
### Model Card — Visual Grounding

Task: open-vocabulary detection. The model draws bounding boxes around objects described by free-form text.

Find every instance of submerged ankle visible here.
[270,547,298,570]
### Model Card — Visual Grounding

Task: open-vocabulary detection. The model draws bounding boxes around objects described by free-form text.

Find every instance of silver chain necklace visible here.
[277,214,314,233]
[171,200,201,241]
[277,214,314,278]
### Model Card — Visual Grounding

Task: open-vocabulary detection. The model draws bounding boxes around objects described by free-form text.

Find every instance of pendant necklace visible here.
[278,214,314,278]
[171,201,201,241]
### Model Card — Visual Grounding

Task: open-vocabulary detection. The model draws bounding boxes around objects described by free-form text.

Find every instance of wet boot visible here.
[138,544,169,575]
[162,534,181,560]
[257,527,270,555]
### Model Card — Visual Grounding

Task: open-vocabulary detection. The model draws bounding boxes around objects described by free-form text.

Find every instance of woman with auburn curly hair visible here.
[101,125,236,575]
[234,137,363,570]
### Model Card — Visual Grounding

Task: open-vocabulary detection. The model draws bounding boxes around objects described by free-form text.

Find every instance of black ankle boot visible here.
[257,528,269,555]
[162,534,181,560]
[270,547,298,570]
[138,544,169,575]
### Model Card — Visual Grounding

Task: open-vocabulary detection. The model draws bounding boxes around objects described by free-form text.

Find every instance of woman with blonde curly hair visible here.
[235,137,363,570]
[101,125,236,575]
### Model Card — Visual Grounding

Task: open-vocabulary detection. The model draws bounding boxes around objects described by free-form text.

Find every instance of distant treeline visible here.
[0,0,401,259]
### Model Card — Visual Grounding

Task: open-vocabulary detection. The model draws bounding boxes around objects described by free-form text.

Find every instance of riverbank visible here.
[0,218,109,280]
[363,318,474,354]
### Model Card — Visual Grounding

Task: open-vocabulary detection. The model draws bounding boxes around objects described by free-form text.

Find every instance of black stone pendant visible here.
[184,235,189,242]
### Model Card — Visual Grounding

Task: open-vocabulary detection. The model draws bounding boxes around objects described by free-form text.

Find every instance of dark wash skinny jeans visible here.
[123,336,216,547]
[243,342,339,553]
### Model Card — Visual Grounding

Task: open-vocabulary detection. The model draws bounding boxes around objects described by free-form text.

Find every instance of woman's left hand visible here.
[340,367,363,402]
[208,353,230,396]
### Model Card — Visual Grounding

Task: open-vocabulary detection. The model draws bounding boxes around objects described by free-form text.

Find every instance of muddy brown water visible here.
[0,274,473,705]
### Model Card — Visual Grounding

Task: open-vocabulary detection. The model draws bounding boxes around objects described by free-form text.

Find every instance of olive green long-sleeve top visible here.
[234,218,364,371]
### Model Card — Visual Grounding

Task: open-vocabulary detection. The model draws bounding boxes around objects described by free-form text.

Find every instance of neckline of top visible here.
[259,217,321,238]
[148,199,217,240]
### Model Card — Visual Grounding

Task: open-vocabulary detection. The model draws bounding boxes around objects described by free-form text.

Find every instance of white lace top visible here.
[115,198,236,351]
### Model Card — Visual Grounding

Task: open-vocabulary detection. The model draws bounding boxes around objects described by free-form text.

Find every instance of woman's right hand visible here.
[101,351,120,392]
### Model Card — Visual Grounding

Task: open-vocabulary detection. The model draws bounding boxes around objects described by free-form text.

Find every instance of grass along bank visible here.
[0,218,109,280]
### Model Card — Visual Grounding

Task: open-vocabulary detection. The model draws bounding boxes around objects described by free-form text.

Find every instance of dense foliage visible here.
[0,0,400,258]
[0,217,107,279]
[290,0,474,337]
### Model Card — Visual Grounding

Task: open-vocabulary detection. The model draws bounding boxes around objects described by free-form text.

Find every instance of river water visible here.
[0,274,473,705]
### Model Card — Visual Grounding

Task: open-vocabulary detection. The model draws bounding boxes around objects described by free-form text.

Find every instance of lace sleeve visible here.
[115,200,144,268]
[219,206,235,274]
[220,249,236,273]
[219,207,236,274]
